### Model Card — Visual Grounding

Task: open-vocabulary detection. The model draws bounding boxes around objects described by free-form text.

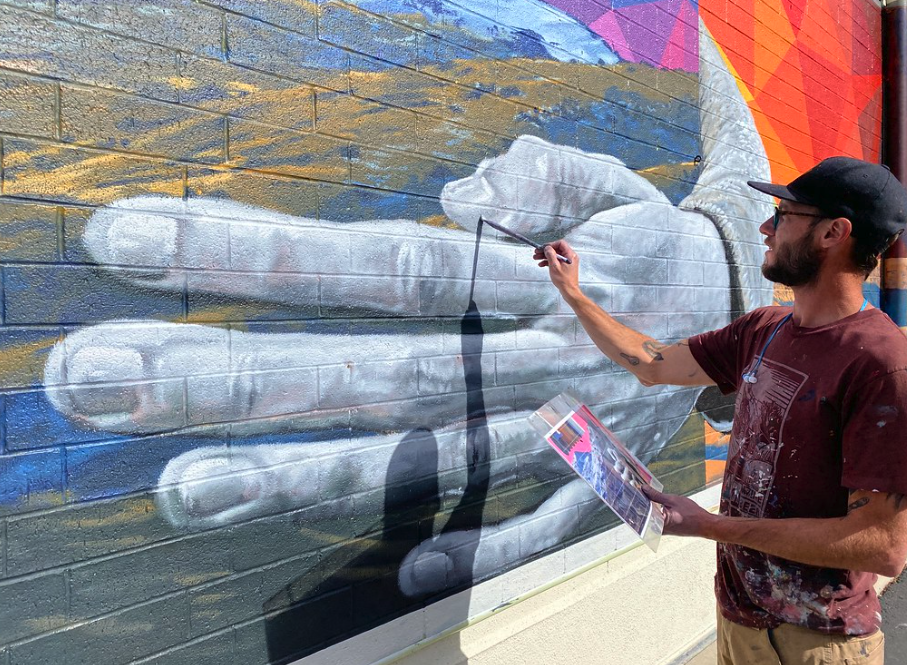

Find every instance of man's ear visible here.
[819,216,853,247]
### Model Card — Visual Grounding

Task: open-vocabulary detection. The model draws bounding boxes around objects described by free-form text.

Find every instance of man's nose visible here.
[759,217,774,236]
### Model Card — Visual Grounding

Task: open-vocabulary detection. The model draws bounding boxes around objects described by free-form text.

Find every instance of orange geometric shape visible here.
[753,0,795,89]
[706,459,726,485]
[754,48,815,170]
[703,0,883,185]
[723,2,756,88]
[748,98,798,182]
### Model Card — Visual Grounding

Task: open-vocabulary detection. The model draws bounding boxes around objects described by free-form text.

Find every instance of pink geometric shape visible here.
[589,11,635,62]
[659,1,698,71]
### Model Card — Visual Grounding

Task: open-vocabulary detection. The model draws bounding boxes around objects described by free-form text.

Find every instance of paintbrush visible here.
[479,217,572,264]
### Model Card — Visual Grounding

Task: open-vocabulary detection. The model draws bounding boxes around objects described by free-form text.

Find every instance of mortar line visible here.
[0,264,5,328]
[224,117,230,163]
[220,10,228,60]
[2,519,7,577]
[55,206,65,262]
[0,389,5,455]
[53,82,62,141]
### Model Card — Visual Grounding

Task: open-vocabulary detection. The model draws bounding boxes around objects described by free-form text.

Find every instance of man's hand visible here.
[643,486,717,537]
[534,240,581,300]
[642,486,907,576]
[533,238,714,387]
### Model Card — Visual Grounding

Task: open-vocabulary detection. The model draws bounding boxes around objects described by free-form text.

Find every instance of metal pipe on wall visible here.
[881,0,907,329]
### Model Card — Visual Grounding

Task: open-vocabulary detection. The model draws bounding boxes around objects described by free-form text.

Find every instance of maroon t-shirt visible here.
[689,306,907,635]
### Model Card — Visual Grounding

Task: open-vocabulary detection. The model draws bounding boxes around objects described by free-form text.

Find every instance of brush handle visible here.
[479,217,572,264]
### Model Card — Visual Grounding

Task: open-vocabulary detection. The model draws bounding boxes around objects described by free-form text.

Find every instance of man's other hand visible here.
[643,486,716,537]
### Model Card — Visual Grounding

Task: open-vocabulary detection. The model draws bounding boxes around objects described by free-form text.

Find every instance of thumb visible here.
[642,485,668,504]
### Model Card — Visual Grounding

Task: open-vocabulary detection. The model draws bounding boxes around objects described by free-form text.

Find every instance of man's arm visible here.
[537,241,714,387]
[645,487,907,577]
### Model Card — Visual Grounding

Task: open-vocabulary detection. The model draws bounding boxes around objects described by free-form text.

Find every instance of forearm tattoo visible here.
[847,493,907,512]
[642,340,667,361]
[620,353,641,366]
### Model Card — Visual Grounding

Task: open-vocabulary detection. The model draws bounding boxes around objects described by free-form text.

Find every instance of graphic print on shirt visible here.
[725,359,808,517]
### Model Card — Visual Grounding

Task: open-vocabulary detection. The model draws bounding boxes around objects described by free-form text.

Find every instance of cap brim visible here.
[746,180,800,202]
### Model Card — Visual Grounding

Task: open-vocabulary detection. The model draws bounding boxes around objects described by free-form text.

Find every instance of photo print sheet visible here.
[530,392,665,551]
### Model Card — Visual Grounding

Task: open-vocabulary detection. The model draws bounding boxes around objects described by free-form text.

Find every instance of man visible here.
[536,157,907,664]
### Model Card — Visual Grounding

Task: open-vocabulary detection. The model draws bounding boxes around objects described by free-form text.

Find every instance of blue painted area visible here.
[5,390,124,451]
[0,386,381,505]
[606,88,700,163]
[705,444,728,461]
[3,266,184,325]
[573,450,593,478]
[520,93,698,203]
[862,281,880,308]
[0,447,63,516]
[352,0,619,64]
[67,434,212,502]
[497,86,525,98]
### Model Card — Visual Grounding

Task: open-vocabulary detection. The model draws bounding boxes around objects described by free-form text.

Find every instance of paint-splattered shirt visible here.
[689,306,907,636]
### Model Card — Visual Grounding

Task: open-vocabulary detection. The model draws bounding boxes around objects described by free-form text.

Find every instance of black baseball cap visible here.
[747,157,907,251]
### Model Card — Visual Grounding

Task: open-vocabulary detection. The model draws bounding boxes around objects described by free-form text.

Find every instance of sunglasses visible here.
[772,206,827,230]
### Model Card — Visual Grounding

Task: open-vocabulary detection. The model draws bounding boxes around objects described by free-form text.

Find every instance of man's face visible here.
[759,202,827,287]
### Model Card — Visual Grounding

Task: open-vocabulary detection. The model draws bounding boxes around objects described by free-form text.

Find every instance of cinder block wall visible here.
[0,1,881,664]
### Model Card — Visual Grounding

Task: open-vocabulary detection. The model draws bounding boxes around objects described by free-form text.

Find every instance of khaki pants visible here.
[717,610,885,664]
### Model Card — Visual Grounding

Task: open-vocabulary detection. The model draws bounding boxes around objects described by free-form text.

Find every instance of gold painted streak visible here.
[11,59,689,207]
[0,334,60,389]
[0,228,53,255]
[3,146,184,204]
[184,305,274,323]
[639,161,700,173]
[61,497,157,528]
[16,490,65,510]
[883,258,907,291]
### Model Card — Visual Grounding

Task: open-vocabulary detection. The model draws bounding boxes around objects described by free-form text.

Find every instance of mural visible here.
[0,0,881,663]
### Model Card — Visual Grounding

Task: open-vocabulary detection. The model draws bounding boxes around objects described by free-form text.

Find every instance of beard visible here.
[761,231,825,287]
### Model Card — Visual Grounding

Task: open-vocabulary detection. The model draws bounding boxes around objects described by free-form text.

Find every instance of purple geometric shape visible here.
[542,0,611,24]
[612,0,667,7]
[660,2,698,71]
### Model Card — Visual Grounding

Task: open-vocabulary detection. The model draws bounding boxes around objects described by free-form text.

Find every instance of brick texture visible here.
[0,0,884,663]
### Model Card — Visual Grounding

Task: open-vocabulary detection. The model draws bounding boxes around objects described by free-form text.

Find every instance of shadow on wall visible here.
[264,230,492,663]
